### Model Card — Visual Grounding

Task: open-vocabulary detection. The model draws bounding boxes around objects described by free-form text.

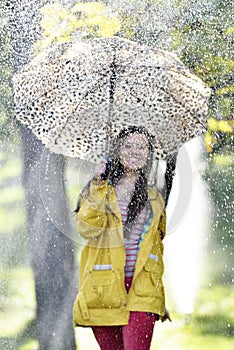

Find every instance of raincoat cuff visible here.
[92,179,109,188]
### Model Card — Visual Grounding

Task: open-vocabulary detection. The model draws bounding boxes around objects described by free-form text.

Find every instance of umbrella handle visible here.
[163,153,178,206]
[100,158,112,181]
[106,58,117,156]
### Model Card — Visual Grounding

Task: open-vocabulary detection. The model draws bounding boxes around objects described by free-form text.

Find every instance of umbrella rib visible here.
[53,77,106,145]
[116,57,208,105]
[126,78,206,116]
[155,84,205,114]
[21,76,103,105]
[16,81,103,145]
[105,56,117,155]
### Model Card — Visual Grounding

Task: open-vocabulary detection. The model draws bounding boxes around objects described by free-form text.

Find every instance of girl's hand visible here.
[161,308,172,322]
[94,159,109,185]
[94,159,107,179]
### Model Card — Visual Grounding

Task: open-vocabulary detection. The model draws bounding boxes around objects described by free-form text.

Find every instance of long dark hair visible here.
[75,126,155,223]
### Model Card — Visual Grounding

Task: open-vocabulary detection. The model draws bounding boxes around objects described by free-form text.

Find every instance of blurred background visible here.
[0,0,233,349]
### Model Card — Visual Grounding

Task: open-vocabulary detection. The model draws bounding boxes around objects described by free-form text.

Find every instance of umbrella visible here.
[13,37,211,163]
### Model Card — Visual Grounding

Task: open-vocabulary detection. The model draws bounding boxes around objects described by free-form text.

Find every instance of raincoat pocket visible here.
[83,270,122,308]
[144,254,164,277]
[134,257,164,298]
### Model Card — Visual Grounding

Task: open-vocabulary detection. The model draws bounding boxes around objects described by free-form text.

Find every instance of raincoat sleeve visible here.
[76,180,108,239]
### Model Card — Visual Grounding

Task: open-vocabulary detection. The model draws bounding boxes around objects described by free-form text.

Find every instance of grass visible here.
[149,280,234,350]
[152,324,234,350]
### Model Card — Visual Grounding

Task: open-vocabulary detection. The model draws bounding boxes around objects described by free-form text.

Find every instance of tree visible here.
[7,0,76,348]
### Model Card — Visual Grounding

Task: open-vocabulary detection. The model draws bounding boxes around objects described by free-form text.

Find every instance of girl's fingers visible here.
[95,160,107,178]
[161,309,172,322]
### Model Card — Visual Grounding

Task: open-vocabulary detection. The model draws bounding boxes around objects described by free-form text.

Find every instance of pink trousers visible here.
[92,277,159,350]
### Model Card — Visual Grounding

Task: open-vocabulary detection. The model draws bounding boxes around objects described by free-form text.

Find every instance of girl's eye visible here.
[136,145,145,150]
[123,144,146,151]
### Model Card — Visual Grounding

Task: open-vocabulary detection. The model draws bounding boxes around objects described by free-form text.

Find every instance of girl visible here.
[73,126,171,350]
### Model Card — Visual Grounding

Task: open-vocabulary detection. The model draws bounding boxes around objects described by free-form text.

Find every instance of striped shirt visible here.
[117,198,148,277]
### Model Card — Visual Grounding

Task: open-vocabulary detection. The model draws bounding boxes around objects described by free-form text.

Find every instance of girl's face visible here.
[119,133,150,171]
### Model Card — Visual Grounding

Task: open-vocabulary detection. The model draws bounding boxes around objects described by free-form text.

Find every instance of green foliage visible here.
[169,0,234,170]
[203,160,233,284]
[204,118,234,154]
[0,148,27,270]
[171,0,234,122]
[0,267,36,343]
[34,2,120,53]
[0,24,14,140]
[112,0,178,48]
[0,155,22,179]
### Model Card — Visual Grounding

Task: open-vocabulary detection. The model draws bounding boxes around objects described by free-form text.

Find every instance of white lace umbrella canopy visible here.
[13,37,211,163]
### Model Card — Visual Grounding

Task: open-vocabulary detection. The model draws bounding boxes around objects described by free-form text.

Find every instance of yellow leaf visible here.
[204,133,214,153]
[218,121,233,133]
[207,118,219,131]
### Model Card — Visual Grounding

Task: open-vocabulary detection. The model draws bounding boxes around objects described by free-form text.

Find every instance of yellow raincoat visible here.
[73,180,166,326]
